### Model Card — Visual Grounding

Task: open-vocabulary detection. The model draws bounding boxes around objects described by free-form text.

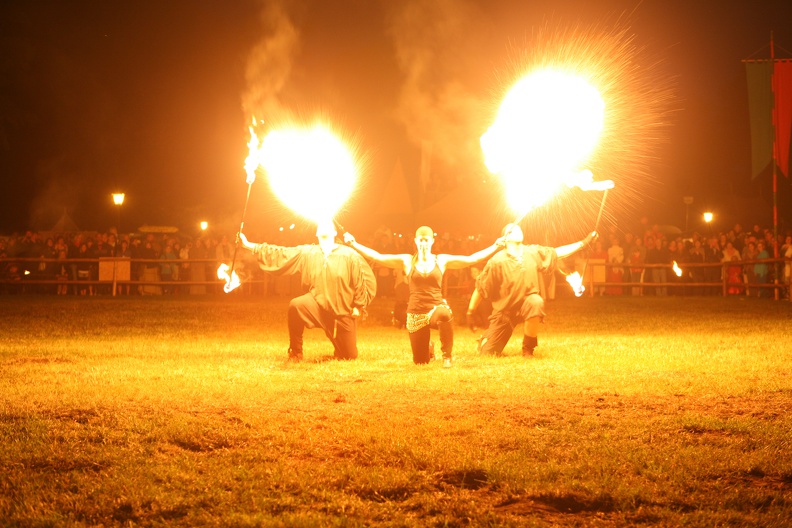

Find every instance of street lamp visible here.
[112,193,125,234]
[111,193,125,297]
[703,212,713,224]
[200,221,208,232]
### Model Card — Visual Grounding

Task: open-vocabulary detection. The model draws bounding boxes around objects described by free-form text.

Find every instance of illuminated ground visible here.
[1,295,791,526]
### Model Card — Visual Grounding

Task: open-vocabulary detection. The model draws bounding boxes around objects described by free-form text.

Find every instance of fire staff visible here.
[239,220,376,362]
[468,224,597,357]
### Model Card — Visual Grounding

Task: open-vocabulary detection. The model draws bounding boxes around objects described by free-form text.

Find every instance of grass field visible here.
[1,294,791,527]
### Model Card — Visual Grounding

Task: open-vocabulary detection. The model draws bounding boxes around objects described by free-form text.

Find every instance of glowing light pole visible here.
[111,193,125,297]
[200,221,208,232]
[112,193,125,234]
[703,211,714,237]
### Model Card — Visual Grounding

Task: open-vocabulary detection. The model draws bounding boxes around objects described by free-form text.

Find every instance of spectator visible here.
[588,239,608,296]
[605,236,624,295]
[754,241,770,298]
[627,239,645,296]
[55,249,69,295]
[646,238,670,296]
[190,238,208,295]
[688,238,706,295]
[722,241,743,296]
[742,240,758,296]
[704,236,722,296]
[160,242,178,294]
[75,242,93,296]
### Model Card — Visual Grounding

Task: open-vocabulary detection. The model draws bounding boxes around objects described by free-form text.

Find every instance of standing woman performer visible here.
[344,226,503,367]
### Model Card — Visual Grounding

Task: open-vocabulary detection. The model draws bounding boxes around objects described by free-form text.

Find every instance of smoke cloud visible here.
[385,0,493,180]
[242,1,300,123]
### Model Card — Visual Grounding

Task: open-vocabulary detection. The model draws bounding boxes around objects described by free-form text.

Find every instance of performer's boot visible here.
[287,306,305,362]
[438,319,454,368]
[522,335,538,357]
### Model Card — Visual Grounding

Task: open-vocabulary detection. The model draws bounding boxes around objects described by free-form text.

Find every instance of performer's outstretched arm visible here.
[343,233,409,270]
[441,238,504,270]
[238,232,256,251]
[238,232,303,274]
[556,231,598,259]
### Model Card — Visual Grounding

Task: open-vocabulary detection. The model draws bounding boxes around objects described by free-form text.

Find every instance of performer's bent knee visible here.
[522,294,545,320]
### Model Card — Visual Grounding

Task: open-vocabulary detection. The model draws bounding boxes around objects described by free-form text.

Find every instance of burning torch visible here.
[218,118,263,293]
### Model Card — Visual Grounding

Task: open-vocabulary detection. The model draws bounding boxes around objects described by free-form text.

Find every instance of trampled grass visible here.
[1,295,791,526]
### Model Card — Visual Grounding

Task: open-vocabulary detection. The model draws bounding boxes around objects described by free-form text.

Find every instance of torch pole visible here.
[332,217,346,240]
[229,181,254,278]
[580,188,609,295]
[594,188,609,233]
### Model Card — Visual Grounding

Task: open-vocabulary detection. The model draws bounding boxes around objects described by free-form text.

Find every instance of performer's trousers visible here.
[408,305,453,365]
[480,293,545,356]
[288,293,358,360]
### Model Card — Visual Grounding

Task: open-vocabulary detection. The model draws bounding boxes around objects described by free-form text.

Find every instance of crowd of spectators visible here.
[1,219,791,299]
[584,220,792,299]
[0,229,231,296]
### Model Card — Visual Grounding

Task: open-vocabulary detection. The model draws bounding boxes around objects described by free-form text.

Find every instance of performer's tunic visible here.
[406,262,447,333]
[476,244,558,318]
[251,243,376,315]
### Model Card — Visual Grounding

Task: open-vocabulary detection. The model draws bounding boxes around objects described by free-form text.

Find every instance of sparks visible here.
[482,23,672,234]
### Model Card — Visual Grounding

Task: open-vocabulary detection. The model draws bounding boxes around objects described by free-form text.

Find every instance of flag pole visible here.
[770,32,780,299]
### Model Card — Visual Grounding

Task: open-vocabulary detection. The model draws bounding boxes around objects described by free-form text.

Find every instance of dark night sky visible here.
[2,0,792,237]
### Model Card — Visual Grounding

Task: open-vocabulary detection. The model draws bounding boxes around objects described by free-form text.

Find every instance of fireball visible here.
[259,124,359,224]
[481,69,605,215]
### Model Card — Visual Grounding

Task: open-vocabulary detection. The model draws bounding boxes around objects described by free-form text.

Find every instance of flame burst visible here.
[672,260,682,277]
[259,123,359,224]
[484,23,672,233]
[482,70,605,215]
[565,271,585,297]
[244,116,263,185]
[217,263,241,293]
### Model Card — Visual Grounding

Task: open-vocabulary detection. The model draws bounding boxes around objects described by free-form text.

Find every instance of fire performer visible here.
[467,223,597,357]
[343,226,503,368]
[238,220,376,362]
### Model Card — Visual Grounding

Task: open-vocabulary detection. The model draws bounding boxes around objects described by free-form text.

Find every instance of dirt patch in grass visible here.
[169,434,235,452]
[439,468,490,490]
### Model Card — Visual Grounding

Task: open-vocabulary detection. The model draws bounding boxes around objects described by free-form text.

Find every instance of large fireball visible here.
[481,69,605,215]
[259,125,358,223]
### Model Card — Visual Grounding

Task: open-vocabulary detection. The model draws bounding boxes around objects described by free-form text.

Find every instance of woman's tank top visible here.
[407,259,443,313]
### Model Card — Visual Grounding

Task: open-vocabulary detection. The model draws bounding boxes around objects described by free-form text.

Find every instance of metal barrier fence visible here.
[1,257,790,299]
